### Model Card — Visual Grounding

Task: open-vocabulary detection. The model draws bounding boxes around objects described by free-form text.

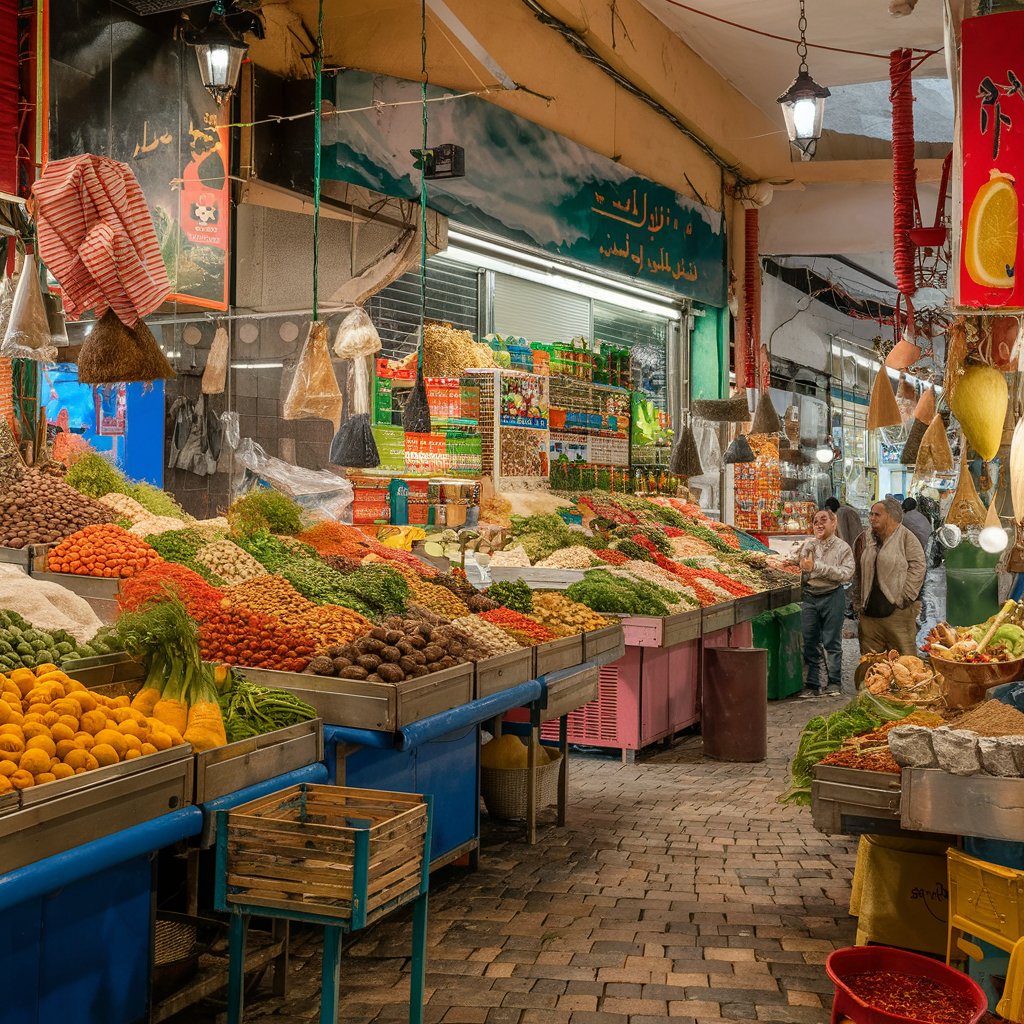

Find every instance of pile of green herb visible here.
[614,525,672,555]
[65,453,132,498]
[566,569,671,616]
[229,488,304,537]
[280,560,408,619]
[130,481,188,520]
[507,514,597,562]
[145,528,224,584]
[611,539,655,562]
[487,579,534,613]
[235,531,305,573]
[782,694,914,805]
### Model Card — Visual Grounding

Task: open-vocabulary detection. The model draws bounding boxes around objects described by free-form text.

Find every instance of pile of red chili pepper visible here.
[578,495,640,526]
[651,557,722,606]
[297,522,373,559]
[691,566,754,598]
[592,549,630,566]
[479,608,558,645]
[119,562,316,672]
[845,971,976,1024]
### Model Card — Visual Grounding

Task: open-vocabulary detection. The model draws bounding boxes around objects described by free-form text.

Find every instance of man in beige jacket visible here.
[857,498,926,656]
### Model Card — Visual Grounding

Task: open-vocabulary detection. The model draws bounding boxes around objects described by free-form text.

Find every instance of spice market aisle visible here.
[228,700,857,1024]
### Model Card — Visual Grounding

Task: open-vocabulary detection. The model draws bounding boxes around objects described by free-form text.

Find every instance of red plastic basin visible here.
[826,946,987,1024]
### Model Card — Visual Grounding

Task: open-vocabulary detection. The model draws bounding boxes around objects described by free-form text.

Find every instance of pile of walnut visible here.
[861,650,939,698]
[304,617,489,682]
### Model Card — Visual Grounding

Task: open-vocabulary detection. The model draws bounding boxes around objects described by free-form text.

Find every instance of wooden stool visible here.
[214,785,432,1024]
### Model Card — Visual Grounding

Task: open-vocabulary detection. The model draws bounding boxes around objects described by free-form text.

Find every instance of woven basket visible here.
[480,754,562,820]
[154,919,197,966]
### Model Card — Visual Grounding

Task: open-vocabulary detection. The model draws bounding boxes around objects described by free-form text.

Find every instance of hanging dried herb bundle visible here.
[723,433,755,464]
[750,391,781,435]
[282,321,343,429]
[403,362,431,434]
[915,413,954,474]
[693,394,750,423]
[669,421,703,477]
[944,317,968,399]
[945,449,987,529]
[867,365,901,430]
[900,418,927,465]
[77,310,174,384]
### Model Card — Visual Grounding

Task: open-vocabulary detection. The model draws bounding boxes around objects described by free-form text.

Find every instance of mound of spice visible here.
[819,748,901,774]
[845,971,976,1024]
[949,699,1024,737]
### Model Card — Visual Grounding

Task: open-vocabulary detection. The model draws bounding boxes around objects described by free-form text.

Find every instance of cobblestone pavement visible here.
[240,699,856,1024]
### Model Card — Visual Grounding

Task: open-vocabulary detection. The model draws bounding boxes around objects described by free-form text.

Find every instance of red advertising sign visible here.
[958,12,1024,309]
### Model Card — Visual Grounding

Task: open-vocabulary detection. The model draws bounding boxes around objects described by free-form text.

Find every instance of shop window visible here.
[594,302,669,409]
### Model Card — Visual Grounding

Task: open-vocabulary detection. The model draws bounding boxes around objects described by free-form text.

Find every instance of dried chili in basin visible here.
[846,971,976,1024]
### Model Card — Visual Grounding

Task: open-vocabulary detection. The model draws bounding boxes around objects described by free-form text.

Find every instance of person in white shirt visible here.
[791,508,855,697]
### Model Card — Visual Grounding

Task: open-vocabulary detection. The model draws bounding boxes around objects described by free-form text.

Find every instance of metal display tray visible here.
[474,648,535,700]
[583,624,626,665]
[701,601,736,634]
[193,719,324,804]
[811,763,902,836]
[542,664,599,720]
[487,566,586,590]
[0,745,194,873]
[901,768,1024,842]
[246,661,474,733]
[534,635,585,677]
[735,592,770,622]
[619,610,700,648]
[30,553,122,622]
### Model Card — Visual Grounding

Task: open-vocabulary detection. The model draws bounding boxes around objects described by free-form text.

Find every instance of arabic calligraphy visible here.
[132,120,173,159]
[593,186,700,283]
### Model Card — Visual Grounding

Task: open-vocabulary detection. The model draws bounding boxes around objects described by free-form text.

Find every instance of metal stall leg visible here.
[527,705,540,845]
[409,891,430,1024]
[227,913,250,1024]
[557,715,568,827]
[320,925,344,1024]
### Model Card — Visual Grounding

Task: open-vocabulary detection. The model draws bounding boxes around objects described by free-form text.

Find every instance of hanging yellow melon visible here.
[948,364,1008,461]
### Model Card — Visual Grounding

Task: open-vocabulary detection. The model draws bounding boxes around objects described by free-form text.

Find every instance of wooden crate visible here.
[220,784,429,927]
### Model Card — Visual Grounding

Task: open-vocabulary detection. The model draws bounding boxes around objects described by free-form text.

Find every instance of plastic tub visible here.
[826,946,987,1024]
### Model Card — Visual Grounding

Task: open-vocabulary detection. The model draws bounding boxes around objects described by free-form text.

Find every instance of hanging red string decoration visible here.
[742,207,760,390]
[890,48,917,307]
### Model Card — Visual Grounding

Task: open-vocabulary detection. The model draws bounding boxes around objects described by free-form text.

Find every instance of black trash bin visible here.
[702,646,768,762]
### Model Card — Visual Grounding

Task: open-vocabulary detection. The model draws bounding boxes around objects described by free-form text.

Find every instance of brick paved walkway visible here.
[241,698,856,1024]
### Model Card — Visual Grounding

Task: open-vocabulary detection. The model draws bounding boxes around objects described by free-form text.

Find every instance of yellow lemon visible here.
[965,171,1018,289]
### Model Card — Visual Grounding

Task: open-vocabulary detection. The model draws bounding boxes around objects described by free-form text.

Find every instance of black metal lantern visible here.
[186,2,248,105]
[776,0,830,160]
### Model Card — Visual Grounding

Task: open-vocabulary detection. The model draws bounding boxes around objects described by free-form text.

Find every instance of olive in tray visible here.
[304,618,487,682]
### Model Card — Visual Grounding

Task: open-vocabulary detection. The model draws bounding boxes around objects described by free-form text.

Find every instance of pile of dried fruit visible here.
[450,615,524,656]
[305,619,483,681]
[478,608,558,646]
[531,592,612,635]
[46,524,162,578]
[0,469,115,547]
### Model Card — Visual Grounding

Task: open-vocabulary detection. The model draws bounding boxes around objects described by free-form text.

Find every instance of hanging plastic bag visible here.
[1,254,57,362]
[332,306,381,360]
[330,310,383,468]
[283,320,342,430]
[220,410,240,450]
[202,325,230,395]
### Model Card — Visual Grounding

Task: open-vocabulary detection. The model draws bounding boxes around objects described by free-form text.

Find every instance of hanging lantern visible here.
[776,0,830,160]
[184,2,248,105]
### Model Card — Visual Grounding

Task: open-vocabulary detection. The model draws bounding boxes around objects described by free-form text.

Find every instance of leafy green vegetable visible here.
[507,514,593,562]
[611,539,654,562]
[144,528,224,584]
[218,673,317,742]
[487,579,534,613]
[781,694,915,805]
[281,560,408,619]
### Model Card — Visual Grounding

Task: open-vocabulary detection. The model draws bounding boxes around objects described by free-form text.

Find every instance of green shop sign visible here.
[322,72,726,307]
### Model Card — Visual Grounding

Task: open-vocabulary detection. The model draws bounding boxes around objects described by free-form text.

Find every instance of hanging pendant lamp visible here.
[776,0,830,160]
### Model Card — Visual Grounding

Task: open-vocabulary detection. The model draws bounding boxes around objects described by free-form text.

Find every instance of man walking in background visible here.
[824,496,863,620]
[793,507,855,698]
[901,497,932,562]
[857,498,926,656]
